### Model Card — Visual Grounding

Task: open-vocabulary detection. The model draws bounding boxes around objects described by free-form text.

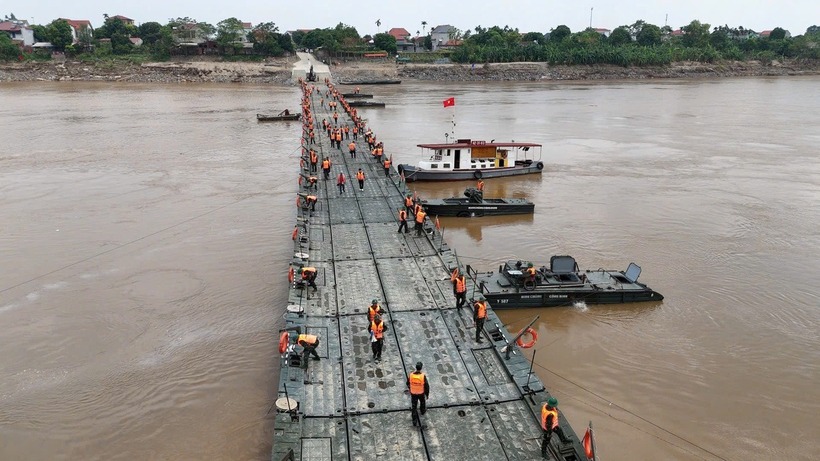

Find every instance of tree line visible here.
[2,14,819,65]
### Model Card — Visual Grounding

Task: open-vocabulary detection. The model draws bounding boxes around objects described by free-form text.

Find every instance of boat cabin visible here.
[417,139,541,171]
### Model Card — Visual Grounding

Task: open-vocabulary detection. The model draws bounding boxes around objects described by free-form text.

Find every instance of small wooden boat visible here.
[341,93,374,99]
[421,188,534,217]
[347,101,386,108]
[257,111,301,121]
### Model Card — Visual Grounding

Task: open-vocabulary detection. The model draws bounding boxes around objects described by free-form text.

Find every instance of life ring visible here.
[500,151,508,159]
[536,162,544,170]
[473,170,483,179]
[516,327,538,349]
[288,266,295,283]
[291,227,298,240]
[298,175,303,185]
[523,279,536,291]
[296,196,301,208]
[278,331,290,354]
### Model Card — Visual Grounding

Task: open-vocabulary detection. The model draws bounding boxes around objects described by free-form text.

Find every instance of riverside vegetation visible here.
[1,15,819,82]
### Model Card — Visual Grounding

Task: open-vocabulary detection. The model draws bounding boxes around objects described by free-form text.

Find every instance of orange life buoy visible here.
[288,266,295,283]
[278,331,289,354]
[296,196,301,208]
[291,227,298,240]
[298,175,303,185]
[516,327,538,349]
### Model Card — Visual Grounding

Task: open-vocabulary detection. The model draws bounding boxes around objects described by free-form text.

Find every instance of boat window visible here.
[443,163,451,168]
[430,164,438,169]
[434,150,442,161]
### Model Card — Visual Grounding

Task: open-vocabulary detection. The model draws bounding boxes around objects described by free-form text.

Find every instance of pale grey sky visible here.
[6,0,818,36]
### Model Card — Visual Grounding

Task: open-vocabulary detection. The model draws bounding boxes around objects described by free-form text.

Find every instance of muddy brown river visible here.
[1,77,818,460]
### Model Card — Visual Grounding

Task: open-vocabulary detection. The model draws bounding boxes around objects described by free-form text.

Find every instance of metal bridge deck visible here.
[272,81,586,461]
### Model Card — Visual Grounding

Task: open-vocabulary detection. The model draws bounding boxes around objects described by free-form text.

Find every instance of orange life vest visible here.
[455,276,466,293]
[409,372,426,395]
[399,210,407,221]
[357,171,365,181]
[349,142,356,151]
[415,210,426,224]
[301,267,316,279]
[405,197,414,207]
[541,405,559,430]
[322,159,330,169]
[475,301,487,319]
[368,305,381,321]
[298,334,318,345]
[370,320,384,339]
[384,159,391,168]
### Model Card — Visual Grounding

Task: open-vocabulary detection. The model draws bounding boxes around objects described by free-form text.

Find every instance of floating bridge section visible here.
[272,81,586,461]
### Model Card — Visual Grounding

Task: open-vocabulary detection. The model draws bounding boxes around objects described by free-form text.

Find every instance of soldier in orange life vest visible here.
[414,208,427,236]
[368,314,387,361]
[348,141,357,159]
[540,397,571,459]
[383,157,392,176]
[526,262,537,285]
[299,266,317,291]
[397,208,409,233]
[473,297,487,342]
[297,333,320,361]
[356,168,365,191]
[367,299,384,323]
[404,195,415,216]
[476,178,485,192]
[304,194,318,211]
[451,269,467,309]
[407,361,429,427]
[309,149,318,173]
[321,157,331,179]
[337,172,346,194]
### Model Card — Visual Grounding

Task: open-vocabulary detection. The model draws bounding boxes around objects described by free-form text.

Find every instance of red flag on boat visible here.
[435,216,441,230]
[582,427,594,459]
[442,97,455,108]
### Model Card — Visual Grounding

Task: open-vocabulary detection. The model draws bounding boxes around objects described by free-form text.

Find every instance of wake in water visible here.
[573,301,588,311]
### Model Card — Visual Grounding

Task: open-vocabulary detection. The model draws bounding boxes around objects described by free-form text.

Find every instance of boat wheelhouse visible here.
[398,139,543,182]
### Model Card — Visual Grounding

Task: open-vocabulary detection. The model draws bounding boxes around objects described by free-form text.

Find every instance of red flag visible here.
[442,97,455,108]
[435,216,441,230]
[582,428,594,459]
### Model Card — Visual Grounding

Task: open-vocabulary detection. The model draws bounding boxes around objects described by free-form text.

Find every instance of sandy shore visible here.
[1,56,817,84]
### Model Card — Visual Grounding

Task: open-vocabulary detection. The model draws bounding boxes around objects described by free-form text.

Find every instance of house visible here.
[438,39,463,49]
[241,22,253,43]
[173,22,208,44]
[591,28,611,37]
[129,37,143,47]
[0,20,35,47]
[59,19,94,43]
[430,24,456,50]
[112,15,134,26]
[759,29,791,39]
[388,27,414,51]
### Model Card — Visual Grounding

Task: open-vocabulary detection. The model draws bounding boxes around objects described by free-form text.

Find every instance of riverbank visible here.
[1,57,817,84]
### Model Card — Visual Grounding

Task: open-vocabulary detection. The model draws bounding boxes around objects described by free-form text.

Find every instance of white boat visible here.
[397,139,544,182]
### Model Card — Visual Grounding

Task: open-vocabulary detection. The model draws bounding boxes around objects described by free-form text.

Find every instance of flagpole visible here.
[590,421,597,461]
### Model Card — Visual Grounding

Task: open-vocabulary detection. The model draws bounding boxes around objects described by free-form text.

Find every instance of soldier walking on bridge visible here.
[337,172,346,194]
[356,168,365,191]
[473,297,487,343]
[368,314,386,361]
[451,269,467,309]
[297,333,321,363]
[408,362,429,427]
[397,208,409,233]
[414,208,427,236]
[348,141,357,159]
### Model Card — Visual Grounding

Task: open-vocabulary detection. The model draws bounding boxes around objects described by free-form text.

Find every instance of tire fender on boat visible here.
[536,162,544,170]
[278,331,290,354]
[516,327,538,349]
[473,170,483,179]
[523,279,536,291]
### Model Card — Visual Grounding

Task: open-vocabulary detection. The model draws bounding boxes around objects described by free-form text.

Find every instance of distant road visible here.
[292,52,331,81]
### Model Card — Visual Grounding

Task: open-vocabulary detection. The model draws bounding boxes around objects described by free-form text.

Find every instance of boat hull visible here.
[257,113,301,121]
[483,287,663,309]
[399,163,543,182]
[348,101,385,108]
[422,199,534,217]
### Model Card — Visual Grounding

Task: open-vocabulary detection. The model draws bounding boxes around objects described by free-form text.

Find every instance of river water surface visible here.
[1,77,818,461]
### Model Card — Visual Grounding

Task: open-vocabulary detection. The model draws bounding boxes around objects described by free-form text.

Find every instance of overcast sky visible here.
[6,0,818,36]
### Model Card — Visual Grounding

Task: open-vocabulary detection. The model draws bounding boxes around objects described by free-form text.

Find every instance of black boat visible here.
[257,112,301,121]
[341,79,401,85]
[341,93,374,99]
[469,255,663,308]
[422,187,534,217]
[348,100,386,108]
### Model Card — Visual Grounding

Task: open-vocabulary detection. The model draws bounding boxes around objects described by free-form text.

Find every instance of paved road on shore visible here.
[292,52,331,81]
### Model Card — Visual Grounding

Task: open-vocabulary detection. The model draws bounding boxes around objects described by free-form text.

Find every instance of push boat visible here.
[421,187,534,217]
[257,112,301,121]
[398,139,544,182]
[347,100,386,108]
[469,255,663,308]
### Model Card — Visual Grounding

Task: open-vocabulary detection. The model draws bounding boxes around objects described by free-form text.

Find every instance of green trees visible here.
[373,33,397,54]
[216,17,244,52]
[46,19,73,51]
[681,20,710,48]
[138,22,163,45]
[95,15,137,54]
[0,32,20,60]
[248,22,293,56]
[550,25,571,42]
[636,24,661,46]
[769,27,787,40]
[608,27,632,46]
